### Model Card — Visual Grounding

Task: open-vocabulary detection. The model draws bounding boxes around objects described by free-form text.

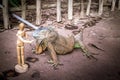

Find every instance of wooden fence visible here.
[1,0,120,29]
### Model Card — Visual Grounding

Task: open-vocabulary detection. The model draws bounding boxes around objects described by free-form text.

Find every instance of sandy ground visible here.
[0,11,120,80]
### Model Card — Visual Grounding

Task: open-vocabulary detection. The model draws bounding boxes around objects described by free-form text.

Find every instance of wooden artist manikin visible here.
[15,23,33,73]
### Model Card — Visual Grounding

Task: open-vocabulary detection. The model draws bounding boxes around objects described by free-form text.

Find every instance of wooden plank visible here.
[57,0,61,22]
[21,0,26,19]
[98,0,104,16]
[36,0,41,25]
[80,0,85,18]
[68,0,73,20]
[86,0,91,16]
[119,0,120,10]
[3,0,9,29]
[111,0,116,11]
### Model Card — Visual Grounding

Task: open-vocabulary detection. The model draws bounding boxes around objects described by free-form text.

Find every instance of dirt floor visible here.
[0,10,120,80]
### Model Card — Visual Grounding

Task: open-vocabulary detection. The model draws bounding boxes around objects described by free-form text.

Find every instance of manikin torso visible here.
[17,30,26,47]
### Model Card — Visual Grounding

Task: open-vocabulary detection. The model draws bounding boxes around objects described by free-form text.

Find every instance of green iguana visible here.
[33,27,94,68]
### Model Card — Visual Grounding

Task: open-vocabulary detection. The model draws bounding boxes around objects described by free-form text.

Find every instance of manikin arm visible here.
[17,34,32,43]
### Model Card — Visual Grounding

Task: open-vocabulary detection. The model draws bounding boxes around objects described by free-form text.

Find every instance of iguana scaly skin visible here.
[33,27,93,67]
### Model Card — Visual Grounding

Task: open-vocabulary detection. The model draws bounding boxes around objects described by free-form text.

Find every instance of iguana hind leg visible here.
[78,40,97,60]
[75,31,96,59]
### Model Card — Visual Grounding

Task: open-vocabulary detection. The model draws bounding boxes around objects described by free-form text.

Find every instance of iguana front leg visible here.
[35,43,43,54]
[47,42,59,67]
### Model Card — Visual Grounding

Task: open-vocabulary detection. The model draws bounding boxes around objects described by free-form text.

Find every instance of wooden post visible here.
[3,0,9,29]
[111,0,116,11]
[57,0,61,22]
[68,0,73,20]
[98,0,104,16]
[119,0,120,10]
[86,0,91,16]
[80,0,85,18]
[21,0,26,19]
[36,0,41,25]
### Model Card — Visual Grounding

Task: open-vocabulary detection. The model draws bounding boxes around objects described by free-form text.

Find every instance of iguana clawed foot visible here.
[83,52,97,60]
[47,60,63,70]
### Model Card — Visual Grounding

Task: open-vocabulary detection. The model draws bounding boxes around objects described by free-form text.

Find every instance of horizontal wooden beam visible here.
[10,2,101,11]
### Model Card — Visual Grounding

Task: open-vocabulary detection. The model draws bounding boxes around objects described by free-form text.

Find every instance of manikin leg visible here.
[17,46,21,65]
[21,46,25,66]
[15,46,28,73]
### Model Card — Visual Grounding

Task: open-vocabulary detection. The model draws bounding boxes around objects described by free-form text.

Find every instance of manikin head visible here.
[19,23,25,31]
